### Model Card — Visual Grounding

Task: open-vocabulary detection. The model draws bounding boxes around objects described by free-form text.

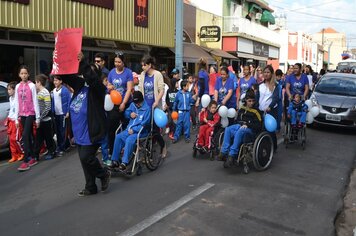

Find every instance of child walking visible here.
[14,65,40,171]
[172,80,196,143]
[197,100,220,152]
[5,82,24,163]
[34,74,56,160]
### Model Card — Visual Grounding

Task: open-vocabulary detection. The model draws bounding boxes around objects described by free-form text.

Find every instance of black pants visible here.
[190,106,197,126]
[21,115,35,162]
[107,106,128,155]
[34,119,56,159]
[153,122,165,150]
[77,144,106,193]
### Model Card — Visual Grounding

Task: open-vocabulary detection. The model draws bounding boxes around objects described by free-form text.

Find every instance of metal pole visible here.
[327,41,333,70]
[175,0,183,75]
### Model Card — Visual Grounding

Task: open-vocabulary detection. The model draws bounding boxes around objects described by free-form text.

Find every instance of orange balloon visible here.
[171,111,179,120]
[110,90,122,105]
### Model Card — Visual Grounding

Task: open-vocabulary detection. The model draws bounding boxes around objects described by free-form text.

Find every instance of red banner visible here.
[134,0,148,28]
[51,28,83,75]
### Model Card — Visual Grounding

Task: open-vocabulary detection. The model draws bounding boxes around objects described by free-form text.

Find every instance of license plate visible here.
[326,114,341,122]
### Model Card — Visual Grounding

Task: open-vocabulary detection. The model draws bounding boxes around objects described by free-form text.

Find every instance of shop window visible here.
[0,86,8,103]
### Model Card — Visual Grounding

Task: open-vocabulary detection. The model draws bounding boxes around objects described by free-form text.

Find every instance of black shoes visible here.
[101,170,111,192]
[223,156,234,168]
[78,189,97,197]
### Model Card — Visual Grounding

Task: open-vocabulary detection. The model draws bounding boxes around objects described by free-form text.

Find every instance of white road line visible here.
[117,182,215,236]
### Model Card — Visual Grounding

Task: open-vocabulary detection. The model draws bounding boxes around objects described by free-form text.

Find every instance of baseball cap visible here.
[132,91,144,104]
[171,68,180,74]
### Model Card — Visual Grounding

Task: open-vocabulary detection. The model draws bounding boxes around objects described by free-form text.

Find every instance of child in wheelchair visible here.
[110,91,151,171]
[196,100,220,152]
[287,94,308,128]
[219,89,262,168]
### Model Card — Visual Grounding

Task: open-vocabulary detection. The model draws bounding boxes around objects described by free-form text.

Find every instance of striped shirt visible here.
[37,88,52,122]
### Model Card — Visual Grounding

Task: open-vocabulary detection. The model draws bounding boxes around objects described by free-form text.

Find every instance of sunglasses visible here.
[95,60,102,63]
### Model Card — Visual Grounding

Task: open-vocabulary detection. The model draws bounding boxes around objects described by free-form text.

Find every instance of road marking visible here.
[117,182,215,236]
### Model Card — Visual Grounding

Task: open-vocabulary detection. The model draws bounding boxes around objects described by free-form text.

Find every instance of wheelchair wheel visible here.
[252,132,274,171]
[145,136,162,171]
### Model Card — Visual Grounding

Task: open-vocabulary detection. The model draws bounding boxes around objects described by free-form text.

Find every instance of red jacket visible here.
[199,110,220,127]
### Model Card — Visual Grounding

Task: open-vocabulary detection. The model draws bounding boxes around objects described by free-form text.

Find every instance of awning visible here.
[201,46,237,59]
[246,0,274,12]
[170,43,216,64]
[237,52,268,61]
[260,10,275,24]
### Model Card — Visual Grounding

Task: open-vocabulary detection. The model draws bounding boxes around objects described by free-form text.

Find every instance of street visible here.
[0,125,355,236]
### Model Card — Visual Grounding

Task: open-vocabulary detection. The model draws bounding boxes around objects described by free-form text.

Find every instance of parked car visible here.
[0,81,9,152]
[310,73,356,129]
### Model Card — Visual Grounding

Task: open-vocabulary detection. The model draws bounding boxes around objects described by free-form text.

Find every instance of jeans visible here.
[221,124,253,157]
[100,135,109,161]
[291,110,307,125]
[77,144,106,193]
[55,115,66,152]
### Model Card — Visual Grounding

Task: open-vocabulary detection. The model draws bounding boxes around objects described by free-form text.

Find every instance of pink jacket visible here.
[14,81,40,123]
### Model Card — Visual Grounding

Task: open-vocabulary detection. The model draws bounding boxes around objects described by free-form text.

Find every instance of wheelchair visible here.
[192,125,224,160]
[109,121,162,177]
[284,118,307,150]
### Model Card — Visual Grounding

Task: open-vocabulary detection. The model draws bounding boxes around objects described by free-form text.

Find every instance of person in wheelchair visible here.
[196,100,220,152]
[110,91,151,171]
[287,93,308,128]
[219,89,262,168]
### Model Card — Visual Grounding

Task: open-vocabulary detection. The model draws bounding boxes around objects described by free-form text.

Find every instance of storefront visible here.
[0,0,175,82]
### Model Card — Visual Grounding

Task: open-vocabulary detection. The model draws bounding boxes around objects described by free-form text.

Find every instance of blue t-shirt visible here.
[108,67,133,100]
[239,76,257,97]
[199,69,209,95]
[70,86,91,145]
[286,74,309,96]
[215,77,236,108]
[144,74,155,107]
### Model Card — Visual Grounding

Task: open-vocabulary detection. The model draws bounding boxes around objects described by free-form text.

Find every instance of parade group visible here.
[4,51,320,196]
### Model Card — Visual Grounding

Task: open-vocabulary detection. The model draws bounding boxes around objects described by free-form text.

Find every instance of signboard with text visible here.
[200,26,221,42]
[51,28,83,75]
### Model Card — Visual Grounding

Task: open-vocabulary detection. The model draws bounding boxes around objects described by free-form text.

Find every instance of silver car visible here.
[310,73,356,129]
[0,81,9,152]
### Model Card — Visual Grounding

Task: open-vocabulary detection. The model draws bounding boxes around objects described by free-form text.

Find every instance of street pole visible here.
[327,41,333,70]
[175,0,183,74]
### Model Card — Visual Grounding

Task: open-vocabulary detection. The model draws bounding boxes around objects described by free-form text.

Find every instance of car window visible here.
[0,86,8,103]
[315,77,356,96]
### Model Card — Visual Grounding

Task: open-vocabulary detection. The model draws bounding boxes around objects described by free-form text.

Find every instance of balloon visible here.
[218,105,228,118]
[310,106,320,118]
[154,108,168,128]
[110,90,122,105]
[104,94,114,111]
[171,111,179,120]
[305,100,312,111]
[221,117,229,128]
[227,108,236,118]
[306,112,314,124]
[264,114,277,132]
[201,94,211,108]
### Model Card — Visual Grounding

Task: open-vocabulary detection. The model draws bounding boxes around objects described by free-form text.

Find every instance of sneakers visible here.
[172,139,178,144]
[223,156,234,168]
[17,162,30,171]
[119,163,127,171]
[101,170,111,192]
[28,158,38,167]
[185,138,190,143]
[44,154,54,160]
[161,143,167,159]
[78,189,97,197]
[110,160,120,169]
[103,160,112,166]
[56,151,64,157]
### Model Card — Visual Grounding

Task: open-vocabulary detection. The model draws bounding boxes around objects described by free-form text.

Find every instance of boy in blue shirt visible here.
[110,91,151,171]
[172,80,197,143]
[287,94,308,128]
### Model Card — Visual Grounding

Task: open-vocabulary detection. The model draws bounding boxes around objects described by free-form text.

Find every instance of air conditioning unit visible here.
[231,25,239,32]
[255,13,262,20]
[41,33,55,42]
[95,40,117,48]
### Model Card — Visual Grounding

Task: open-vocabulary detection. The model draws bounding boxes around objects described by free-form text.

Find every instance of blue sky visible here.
[269,0,356,48]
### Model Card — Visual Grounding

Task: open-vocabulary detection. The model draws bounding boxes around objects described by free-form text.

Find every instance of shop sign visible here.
[3,0,30,4]
[200,26,220,42]
[134,0,148,28]
[72,0,114,9]
[253,41,269,57]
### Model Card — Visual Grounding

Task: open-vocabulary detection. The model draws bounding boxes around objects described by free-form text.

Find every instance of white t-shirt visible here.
[259,83,273,112]
[53,87,63,115]
[8,96,16,120]
[307,75,313,90]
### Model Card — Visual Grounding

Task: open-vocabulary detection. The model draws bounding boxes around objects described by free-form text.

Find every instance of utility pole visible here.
[327,41,333,70]
[175,0,183,74]
[321,28,325,70]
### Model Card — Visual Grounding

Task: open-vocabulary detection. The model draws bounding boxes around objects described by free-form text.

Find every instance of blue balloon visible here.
[264,114,277,132]
[154,108,168,128]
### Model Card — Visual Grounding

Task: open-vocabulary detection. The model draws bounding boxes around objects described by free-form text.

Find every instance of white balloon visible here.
[306,112,314,124]
[227,108,236,118]
[310,106,320,118]
[305,100,313,111]
[221,117,229,128]
[104,94,114,111]
[218,105,228,118]
[201,94,211,108]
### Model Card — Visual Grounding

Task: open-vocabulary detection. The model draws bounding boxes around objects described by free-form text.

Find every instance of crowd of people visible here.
[4,51,321,196]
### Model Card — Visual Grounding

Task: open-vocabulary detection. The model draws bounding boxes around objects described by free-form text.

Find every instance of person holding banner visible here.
[138,55,167,158]
[62,52,111,196]
[107,52,133,157]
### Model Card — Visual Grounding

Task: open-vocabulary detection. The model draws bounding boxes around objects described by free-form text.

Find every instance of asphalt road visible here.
[0,126,355,236]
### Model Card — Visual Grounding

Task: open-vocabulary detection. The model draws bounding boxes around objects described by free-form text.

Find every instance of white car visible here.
[0,81,9,152]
